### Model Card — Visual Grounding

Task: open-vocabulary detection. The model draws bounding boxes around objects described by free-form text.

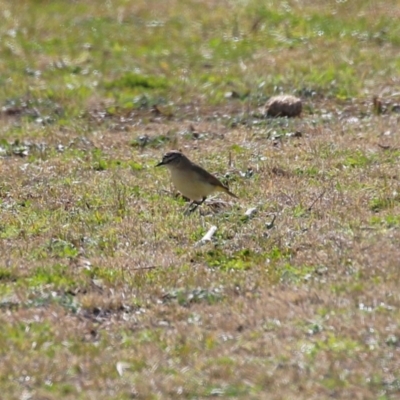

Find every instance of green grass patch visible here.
[27,264,77,289]
[105,73,167,90]
[369,195,400,212]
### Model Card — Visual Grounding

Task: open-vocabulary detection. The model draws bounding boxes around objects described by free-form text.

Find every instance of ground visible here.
[1,0,400,399]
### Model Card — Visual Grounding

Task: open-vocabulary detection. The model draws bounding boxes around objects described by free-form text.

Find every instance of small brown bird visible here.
[156,150,237,211]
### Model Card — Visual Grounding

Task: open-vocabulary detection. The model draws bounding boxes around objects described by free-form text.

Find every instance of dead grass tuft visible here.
[264,95,303,118]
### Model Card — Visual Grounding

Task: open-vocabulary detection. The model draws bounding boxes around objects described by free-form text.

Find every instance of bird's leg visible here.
[184,197,207,215]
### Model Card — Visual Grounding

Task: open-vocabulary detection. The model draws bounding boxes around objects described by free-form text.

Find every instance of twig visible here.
[131,266,157,271]
[245,207,257,217]
[266,214,277,229]
[307,190,326,212]
[377,143,394,150]
[195,225,217,246]
[244,207,258,218]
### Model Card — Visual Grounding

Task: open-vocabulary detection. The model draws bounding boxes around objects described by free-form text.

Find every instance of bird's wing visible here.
[192,163,238,198]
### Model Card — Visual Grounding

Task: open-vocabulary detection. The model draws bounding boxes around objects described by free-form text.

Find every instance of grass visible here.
[1,0,400,398]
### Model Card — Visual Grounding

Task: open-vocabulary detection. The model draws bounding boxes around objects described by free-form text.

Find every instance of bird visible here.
[156,150,238,213]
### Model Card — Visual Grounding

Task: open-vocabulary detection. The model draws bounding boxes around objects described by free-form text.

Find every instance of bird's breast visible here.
[169,168,215,201]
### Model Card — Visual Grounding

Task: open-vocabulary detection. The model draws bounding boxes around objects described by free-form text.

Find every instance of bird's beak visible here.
[155,161,164,167]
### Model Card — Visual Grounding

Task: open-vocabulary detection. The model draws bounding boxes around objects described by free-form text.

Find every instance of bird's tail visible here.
[219,184,238,199]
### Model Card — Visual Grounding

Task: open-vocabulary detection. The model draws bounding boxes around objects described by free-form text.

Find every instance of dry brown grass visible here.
[1,0,400,398]
[2,102,400,399]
